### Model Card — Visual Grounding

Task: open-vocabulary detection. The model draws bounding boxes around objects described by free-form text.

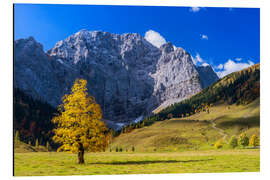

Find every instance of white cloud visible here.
[144,30,166,48]
[192,53,204,65]
[235,58,242,61]
[190,7,200,12]
[215,64,223,70]
[195,53,203,63]
[191,56,196,65]
[201,34,208,40]
[202,63,209,67]
[216,59,254,78]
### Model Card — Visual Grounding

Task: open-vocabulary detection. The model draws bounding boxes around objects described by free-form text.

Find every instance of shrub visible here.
[229,135,238,148]
[238,132,249,147]
[119,147,122,152]
[132,146,135,152]
[249,134,259,147]
[115,147,118,152]
[214,139,223,149]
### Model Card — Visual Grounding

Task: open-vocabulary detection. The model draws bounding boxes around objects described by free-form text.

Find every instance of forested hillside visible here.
[13,88,57,147]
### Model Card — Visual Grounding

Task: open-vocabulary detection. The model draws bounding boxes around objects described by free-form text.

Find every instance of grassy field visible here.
[14,149,259,176]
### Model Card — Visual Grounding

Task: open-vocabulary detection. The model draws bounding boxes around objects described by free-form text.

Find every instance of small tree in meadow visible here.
[15,130,20,143]
[28,140,32,146]
[141,121,145,128]
[35,139,39,148]
[132,146,135,152]
[238,132,249,147]
[229,135,238,148]
[52,79,109,164]
[116,147,118,152]
[214,139,223,149]
[249,134,259,147]
[46,141,51,151]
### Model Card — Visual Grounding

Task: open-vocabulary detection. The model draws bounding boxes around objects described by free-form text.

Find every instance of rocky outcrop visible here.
[196,65,219,88]
[14,30,218,125]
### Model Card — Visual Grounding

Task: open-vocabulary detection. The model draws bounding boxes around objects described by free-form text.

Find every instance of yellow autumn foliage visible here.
[52,79,109,153]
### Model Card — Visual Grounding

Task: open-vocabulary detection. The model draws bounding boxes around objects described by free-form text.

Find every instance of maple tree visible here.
[52,79,109,164]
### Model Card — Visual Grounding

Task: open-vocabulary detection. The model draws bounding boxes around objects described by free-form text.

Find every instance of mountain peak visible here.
[15,36,44,52]
[160,42,174,53]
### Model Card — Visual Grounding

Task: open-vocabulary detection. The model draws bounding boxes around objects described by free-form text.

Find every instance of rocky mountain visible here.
[196,65,219,88]
[14,37,62,107]
[14,30,219,126]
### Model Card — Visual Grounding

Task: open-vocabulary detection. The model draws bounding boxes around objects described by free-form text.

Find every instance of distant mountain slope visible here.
[154,63,259,121]
[196,65,219,88]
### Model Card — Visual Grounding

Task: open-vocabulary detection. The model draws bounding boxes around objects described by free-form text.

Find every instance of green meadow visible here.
[14,150,259,176]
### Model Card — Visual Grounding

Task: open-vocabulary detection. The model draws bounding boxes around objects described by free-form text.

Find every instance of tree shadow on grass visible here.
[88,158,214,165]
[215,115,260,128]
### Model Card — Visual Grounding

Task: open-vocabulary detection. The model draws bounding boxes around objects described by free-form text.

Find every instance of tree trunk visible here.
[78,143,85,164]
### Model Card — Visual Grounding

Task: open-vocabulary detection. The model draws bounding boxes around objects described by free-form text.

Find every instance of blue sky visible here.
[14,4,260,77]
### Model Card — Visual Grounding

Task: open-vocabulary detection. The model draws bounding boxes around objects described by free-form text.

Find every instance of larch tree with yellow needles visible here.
[52,79,110,164]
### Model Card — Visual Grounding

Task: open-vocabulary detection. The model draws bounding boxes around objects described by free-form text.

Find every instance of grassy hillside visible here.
[110,98,259,152]
[14,140,49,153]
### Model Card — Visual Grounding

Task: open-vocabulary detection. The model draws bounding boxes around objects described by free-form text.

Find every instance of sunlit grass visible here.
[14,149,259,176]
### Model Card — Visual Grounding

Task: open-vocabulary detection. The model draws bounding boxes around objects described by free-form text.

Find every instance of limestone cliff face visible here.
[14,30,218,125]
